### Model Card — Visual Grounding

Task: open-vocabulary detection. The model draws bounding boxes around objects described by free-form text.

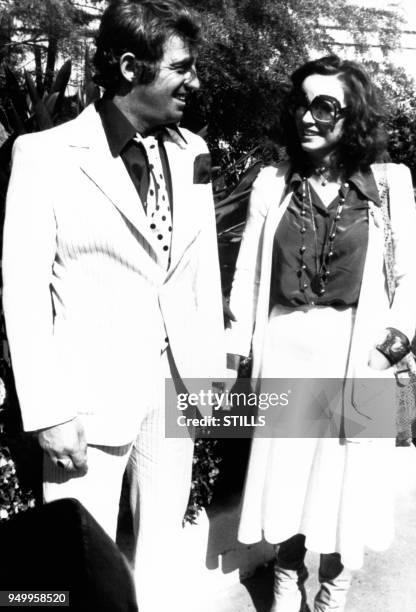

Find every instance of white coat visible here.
[227,161,416,436]
[2,104,226,445]
[228,162,416,568]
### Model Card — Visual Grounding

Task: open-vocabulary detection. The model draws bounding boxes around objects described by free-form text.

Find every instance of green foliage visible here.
[387,106,416,180]
[185,0,402,166]
[184,439,221,524]
[0,444,35,521]
[373,62,416,179]
[357,60,416,178]
[0,355,38,522]
[0,0,100,94]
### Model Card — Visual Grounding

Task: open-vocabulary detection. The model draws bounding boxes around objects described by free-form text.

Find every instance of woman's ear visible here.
[119,52,136,83]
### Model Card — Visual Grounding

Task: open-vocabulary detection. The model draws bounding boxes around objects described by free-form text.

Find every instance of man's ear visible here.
[119,52,136,83]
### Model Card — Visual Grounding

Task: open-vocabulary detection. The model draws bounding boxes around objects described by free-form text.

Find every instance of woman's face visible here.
[294,73,346,163]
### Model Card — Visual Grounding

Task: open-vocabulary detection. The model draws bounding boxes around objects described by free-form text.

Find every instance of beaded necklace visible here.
[297,177,350,298]
[315,166,330,186]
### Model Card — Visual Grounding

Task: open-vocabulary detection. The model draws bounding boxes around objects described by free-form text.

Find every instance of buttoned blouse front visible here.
[270,168,381,309]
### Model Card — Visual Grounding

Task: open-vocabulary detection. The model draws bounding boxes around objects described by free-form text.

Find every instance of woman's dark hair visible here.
[93,0,201,93]
[276,55,388,173]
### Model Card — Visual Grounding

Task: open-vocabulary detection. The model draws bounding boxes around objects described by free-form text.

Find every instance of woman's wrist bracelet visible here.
[375,327,411,366]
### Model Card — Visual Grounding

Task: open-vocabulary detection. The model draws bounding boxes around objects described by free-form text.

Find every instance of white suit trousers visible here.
[43,348,195,612]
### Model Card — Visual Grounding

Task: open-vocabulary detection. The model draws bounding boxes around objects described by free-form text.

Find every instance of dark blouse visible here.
[270,168,381,308]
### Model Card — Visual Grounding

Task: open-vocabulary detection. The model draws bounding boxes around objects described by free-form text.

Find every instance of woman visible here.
[226,55,416,611]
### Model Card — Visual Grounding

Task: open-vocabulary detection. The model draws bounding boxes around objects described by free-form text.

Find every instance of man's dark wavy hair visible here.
[276,55,388,173]
[93,0,200,93]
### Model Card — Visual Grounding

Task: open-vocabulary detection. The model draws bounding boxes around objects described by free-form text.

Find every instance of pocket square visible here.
[193,153,212,184]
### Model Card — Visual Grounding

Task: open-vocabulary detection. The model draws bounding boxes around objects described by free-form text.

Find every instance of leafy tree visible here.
[387,105,416,180]
[370,61,416,179]
[0,0,101,96]
[184,0,403,168]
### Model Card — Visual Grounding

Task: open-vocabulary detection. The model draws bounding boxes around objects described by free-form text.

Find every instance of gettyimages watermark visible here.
[164,377,402,438]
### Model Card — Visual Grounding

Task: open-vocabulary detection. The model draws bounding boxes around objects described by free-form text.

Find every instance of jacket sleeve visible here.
[386,163,416,341]
[193,141,227,378]
[2,135,76,431]
[226,168,272,358]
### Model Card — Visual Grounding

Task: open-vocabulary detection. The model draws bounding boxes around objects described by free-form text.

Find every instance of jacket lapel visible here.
[251,163,292,379]
[68,106,203,274]
[164,137,201,272]
[67,105,163,268]
[346,204,385,377]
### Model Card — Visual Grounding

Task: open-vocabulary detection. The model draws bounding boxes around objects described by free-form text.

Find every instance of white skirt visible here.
[238,304,396,570]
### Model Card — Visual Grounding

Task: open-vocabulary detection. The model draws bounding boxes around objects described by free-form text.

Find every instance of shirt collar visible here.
[96,97,188,157]
[289,170,303,188]
[97,97,136,157]
[288,167,381,206]
[349,168,381,206]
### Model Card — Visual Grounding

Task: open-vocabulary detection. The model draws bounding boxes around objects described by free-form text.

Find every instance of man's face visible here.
[133,35,199,130]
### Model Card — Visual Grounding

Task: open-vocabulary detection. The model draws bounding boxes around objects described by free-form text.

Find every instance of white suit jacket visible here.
[227,162,416,434]
[2,104,225,445]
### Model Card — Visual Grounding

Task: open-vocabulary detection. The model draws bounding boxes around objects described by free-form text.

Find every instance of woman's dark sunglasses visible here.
[294,94,347,126]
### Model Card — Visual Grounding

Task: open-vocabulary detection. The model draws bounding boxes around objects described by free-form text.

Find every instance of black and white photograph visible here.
[1,1,416,611]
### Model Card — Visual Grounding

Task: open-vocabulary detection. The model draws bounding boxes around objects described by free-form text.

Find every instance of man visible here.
[2,1,225,609]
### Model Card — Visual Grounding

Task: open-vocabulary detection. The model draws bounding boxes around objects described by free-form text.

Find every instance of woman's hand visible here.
[368,348,391,371]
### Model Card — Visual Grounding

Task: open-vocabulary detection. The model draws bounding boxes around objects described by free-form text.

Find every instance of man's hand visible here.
[368,348,391,371]
[37,417,88,474]
[223,297,236,330]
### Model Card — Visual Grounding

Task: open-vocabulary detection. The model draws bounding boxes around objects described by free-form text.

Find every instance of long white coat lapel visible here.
[251,165,291,379]
[346,202,385,377]
[164,137,201,271]
[67,105,164,271]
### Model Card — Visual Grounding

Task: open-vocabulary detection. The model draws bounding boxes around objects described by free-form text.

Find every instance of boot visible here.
[270,563,309,612]
[270,535,309,612]
[314,553,352,612]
